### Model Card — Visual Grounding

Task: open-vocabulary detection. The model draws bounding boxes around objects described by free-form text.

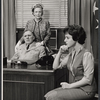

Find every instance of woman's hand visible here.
[60,82,71,89]
[59,45,69,54]
[36,41,43,47]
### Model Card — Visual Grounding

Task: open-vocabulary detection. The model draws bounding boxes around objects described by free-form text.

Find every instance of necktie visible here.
[70,51,76,73]
[26,44,30,50]
[72,51,76,64]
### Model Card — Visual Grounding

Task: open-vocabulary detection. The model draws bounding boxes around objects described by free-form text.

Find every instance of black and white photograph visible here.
[2,0,99,100]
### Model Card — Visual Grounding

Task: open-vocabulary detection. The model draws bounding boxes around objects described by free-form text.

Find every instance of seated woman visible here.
[11,30,46,64]
[44,25,97,100]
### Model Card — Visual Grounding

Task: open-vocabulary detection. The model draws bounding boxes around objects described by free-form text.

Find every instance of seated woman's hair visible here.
[32,4,43,14]
[63,24,86,44]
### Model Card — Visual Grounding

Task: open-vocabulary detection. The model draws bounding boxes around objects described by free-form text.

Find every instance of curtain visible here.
[68,0,98,60]
[91,0,98,60]
[3,0,16,59]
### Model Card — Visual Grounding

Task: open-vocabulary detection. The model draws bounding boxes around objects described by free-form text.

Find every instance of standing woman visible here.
[15,4,53,55]
[44,25,97,100]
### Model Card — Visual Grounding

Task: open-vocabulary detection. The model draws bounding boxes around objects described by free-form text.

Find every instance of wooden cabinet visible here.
[3,65,68,100]
[49,29,57,50]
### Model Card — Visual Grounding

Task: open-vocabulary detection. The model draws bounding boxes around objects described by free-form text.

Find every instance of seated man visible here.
[11,30,46,64]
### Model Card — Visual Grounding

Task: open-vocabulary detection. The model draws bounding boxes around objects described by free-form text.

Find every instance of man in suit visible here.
[11,30,46,64]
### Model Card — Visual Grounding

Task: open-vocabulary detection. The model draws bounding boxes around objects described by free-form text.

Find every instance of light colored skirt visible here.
[44,87,95,100]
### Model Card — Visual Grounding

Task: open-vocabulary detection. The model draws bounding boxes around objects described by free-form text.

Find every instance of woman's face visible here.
[33,8,42,19]
[64,32,76,48]
[23,31,34,44]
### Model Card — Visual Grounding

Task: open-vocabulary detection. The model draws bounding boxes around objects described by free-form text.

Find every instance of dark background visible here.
[98,0,100,99]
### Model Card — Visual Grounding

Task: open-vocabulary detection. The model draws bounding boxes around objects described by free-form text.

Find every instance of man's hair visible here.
[63,24,86,44]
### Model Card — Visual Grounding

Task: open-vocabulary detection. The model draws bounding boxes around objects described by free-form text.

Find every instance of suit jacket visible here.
[11,42,46,64]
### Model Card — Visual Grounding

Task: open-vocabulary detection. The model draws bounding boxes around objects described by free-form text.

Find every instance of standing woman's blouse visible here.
[20,18,51,45]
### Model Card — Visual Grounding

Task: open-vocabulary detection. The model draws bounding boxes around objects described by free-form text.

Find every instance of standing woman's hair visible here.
[32,4,43,15]
[63,24,87,44]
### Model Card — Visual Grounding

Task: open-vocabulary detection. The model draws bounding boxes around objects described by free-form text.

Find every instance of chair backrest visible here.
[36,55,54,66]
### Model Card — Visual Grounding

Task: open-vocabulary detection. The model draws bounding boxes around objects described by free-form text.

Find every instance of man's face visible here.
[23,31,34,44]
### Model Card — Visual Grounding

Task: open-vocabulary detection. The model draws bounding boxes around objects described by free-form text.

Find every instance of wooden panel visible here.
[3,81,45,100]
[3,65,68,100]
[3,71,55,100]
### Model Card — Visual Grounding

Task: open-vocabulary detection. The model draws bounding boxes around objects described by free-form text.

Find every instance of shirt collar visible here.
[25,42,36,48]
[34,18,42,23]
[72,44,83,55]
